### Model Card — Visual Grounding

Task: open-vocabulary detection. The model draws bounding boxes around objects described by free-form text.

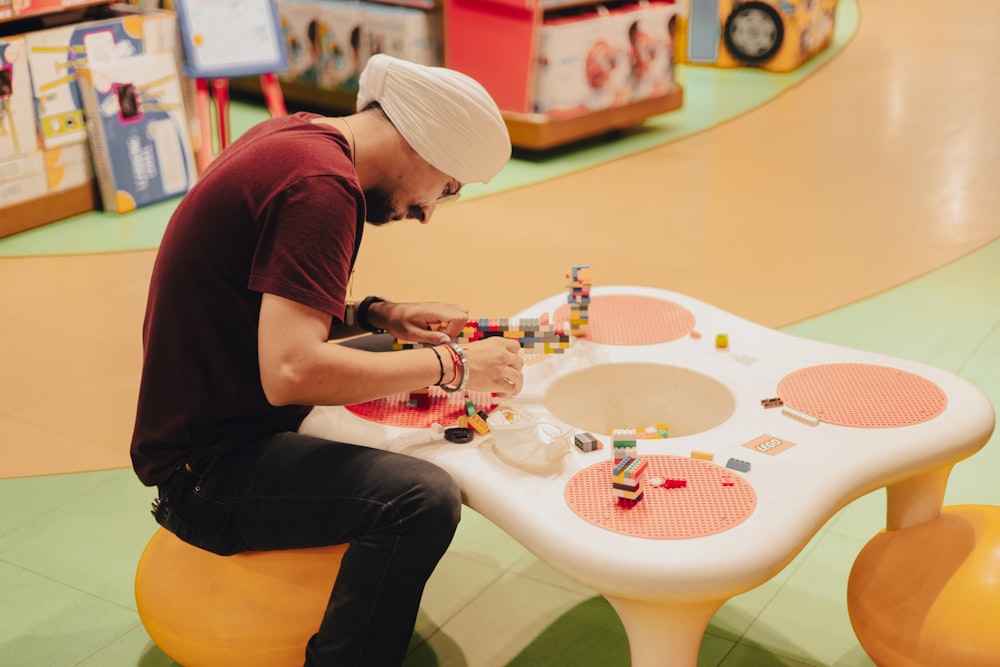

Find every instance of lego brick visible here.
[467,412,490,435]
[574,431,600,452]
[782,406,820,426]
[616,492,643,507]
[613,486,644,501]
[612,455,635,477]
[725,458,751,473]
[624,457,648,478]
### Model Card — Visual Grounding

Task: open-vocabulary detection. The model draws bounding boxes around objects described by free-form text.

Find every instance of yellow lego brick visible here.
[614,486,644,500]
[467,413,490,435]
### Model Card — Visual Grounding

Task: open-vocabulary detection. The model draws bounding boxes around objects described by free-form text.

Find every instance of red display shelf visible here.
[444,0,683,149]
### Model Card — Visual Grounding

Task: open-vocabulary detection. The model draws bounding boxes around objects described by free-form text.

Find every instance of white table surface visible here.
[300,286,996,666]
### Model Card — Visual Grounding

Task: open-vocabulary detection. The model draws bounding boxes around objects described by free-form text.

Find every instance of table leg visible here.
[604,595,725,667]
[885,462,954,530]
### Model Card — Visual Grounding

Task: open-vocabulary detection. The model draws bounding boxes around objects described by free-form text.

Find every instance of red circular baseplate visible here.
[346,388,496,429]
[777,363,947,428]
[565,455,757,539]
[553,294,695,345]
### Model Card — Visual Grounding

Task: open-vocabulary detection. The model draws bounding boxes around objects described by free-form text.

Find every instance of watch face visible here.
[444,427,475,444]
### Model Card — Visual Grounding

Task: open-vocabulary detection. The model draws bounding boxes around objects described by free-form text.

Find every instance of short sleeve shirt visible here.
[130,112,365,486]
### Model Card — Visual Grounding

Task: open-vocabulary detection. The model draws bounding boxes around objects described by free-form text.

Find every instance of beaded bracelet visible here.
[439,341,469,393]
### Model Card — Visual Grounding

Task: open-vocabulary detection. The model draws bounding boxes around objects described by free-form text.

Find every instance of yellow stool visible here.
[847,505,1000,667]
[135,527,348,667]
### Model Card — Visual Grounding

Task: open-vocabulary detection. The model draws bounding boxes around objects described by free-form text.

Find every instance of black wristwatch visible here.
[356,296,387,334]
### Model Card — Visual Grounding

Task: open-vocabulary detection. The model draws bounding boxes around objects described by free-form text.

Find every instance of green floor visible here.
[1,237,998,666]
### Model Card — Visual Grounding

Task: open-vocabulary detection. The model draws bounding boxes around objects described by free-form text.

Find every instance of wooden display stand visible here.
[0,180,98,238]
[444,0,684,150]
[503,88,683,151]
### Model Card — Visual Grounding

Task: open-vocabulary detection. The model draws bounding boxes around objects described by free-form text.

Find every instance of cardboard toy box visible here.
[0,150,46,206]
[1,36,41,161]
[360,2,442,68]
[45,141,92,193]
[533,7,631,117]
[625,2,681,100]
[533,2,679,117]
[24,9,180,149]
[77,52,197,213]
[278,0,363,92]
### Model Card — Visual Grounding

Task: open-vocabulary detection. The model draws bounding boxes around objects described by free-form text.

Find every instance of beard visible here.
[362,186,396,226]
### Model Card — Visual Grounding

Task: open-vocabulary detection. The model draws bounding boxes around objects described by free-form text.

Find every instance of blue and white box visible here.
[77,52,196,213]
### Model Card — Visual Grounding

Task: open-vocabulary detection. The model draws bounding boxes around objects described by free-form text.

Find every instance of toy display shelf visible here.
[0,181,98,239]
[503,87,683,151]
[0,0,110,23]
[366,0,441,9]
[230,74,681,153]
[1,1,111,238]
[229,0,442,113]
[443,0,682,150]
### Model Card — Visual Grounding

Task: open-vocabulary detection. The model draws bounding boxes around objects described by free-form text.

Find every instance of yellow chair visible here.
[135,527,347,667]
[847,505,1000,667]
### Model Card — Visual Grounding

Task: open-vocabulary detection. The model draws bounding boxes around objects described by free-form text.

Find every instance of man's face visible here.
[362,173,462,226]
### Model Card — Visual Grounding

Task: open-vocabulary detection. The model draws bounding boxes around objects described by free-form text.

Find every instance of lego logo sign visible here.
[755,438,783,452]
[742,434,796,456]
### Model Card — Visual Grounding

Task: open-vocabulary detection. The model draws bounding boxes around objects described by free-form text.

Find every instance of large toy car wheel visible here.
[723,2,784,65]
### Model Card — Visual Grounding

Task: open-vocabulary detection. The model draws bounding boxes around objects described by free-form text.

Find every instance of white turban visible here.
[357,54,511,185]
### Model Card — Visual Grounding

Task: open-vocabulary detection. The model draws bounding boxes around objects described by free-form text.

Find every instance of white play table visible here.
[299,286,996,667]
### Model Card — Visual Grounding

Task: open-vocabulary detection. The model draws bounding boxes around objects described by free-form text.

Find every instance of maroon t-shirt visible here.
[131,112,365,486]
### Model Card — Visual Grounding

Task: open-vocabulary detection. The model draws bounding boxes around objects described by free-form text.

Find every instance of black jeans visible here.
[153,431,462,667]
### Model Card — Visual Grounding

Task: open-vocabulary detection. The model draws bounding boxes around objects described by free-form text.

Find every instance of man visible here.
[131,54,524,666]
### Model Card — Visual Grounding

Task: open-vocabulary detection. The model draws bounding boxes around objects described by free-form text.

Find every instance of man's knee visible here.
[403,462,462,535]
